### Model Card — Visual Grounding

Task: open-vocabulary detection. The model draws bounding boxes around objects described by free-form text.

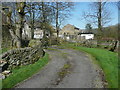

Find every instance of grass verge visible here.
[2,53,49,88]
[60,43,118,88]
[0,48,9,54]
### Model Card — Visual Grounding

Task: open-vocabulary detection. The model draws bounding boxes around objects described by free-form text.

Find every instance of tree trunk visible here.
[98,2,102,32]
[97,2,102,47]
[16,24,22,48]
[16,2,26,48]
[109,40,118,52]
[56,2,59,44]
[31,4,35,39]
[9,29,21,48]
[41,2,47,47]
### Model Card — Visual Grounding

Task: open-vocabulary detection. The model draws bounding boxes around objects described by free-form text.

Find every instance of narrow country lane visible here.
[15,47,105,88]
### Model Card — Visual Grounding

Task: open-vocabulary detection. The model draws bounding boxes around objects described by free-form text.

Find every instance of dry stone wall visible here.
[0,46,45,70]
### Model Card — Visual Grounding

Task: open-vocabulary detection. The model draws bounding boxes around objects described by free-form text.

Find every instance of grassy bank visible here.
[60,43,118,88]
[0,48,8,54]
[2,53,49,88]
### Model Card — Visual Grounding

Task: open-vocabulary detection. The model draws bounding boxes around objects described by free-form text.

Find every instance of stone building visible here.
[59,24,81,40]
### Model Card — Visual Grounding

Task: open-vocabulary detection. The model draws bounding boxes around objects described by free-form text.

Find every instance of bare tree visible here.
[25,2,41,39]
[2,2,26,48]
[83,1,112,33]
[26,3,35,39]
[52,2,74,44]
[15,2,26,48]
[38,2,54,47]
[83,1,112,47]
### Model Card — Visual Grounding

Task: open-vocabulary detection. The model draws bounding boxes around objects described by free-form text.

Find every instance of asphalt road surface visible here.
[15,47,105,88]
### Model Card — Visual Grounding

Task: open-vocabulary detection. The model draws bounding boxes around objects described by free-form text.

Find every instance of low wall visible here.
[1,46,45,70]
